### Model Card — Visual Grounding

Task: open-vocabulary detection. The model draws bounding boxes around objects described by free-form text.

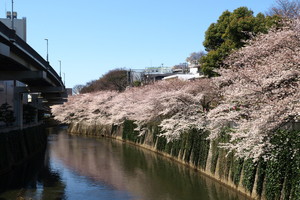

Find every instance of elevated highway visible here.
[0,21,67,129]
[0,21,67,106]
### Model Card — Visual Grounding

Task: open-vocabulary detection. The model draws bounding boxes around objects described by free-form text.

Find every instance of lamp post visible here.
[11,0,14,30]
[44,38,49,62]
[58,60,61,77]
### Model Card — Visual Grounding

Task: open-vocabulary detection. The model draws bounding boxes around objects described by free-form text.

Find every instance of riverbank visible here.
[67,121,300,200]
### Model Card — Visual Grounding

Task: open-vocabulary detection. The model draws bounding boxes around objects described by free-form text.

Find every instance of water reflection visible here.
[50,130,249,200]
[0,128,250,200]
[0,140,66,200]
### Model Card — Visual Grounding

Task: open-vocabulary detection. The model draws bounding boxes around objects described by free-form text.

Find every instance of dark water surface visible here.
[0,128,250,200]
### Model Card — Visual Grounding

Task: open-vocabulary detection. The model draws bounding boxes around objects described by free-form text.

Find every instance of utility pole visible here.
[63,72,65,86]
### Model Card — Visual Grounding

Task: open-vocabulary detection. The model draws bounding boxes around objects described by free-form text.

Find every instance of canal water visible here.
[0,128,250,200]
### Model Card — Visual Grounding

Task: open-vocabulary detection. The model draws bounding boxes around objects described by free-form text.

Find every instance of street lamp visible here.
[11,0,14,30]
[44,38,49,62]
[58,60,61,77]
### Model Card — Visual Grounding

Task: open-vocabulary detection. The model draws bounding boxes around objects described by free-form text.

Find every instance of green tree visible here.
[200,7,279,76]
[203,10,231,51]
[0,103,15,126]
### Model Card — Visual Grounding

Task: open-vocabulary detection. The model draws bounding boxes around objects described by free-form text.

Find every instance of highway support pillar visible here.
[13,87,28,130]
[30,94,39,124]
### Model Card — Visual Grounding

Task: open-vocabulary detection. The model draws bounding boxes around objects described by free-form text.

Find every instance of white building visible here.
[0,12,27,41]
[162,63,204,81]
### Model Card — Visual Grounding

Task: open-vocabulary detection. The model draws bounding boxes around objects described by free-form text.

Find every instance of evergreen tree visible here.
[0,103,15,126]
[200,7,280,76]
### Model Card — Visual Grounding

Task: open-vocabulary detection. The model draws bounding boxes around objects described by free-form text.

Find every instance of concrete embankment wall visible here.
[68,121,300,200]
[0,126,47,175]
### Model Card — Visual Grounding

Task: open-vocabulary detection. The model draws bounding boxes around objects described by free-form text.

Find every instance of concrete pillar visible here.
[31,94,39,124]
[13,92,23,129]
[13,87,28,130]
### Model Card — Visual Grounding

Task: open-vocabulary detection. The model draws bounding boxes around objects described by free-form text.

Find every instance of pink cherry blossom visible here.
[208,18,300,160]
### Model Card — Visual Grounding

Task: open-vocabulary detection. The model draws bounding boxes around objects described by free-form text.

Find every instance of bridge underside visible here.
[0,54,25,70]
[0,42,67,105]
[0,71,67,106]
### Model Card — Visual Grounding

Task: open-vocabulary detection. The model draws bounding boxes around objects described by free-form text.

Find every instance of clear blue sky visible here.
[1,0,276,88]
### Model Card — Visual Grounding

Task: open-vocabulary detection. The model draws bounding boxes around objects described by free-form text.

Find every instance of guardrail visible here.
[0,21,14,42]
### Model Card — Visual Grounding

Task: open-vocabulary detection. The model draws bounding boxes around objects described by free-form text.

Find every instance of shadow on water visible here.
[0,128,66,200]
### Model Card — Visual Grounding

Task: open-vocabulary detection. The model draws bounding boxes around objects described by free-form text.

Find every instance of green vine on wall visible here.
[210,128,231,175]
[190,129,210,169]
[264,130,300,200]
[170,139,182,157]
[210,139,219,174]
[231,157,244,186]
[242,158,257,193]
[255,158,267,197]
[122,120,138,142]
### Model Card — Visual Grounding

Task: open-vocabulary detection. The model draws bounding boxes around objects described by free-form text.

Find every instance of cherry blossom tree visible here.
[52,79,218,141]
[267,0,300,18]
[208,18,300,160]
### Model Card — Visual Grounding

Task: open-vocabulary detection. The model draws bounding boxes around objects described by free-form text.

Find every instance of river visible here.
[0,128,250,200]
